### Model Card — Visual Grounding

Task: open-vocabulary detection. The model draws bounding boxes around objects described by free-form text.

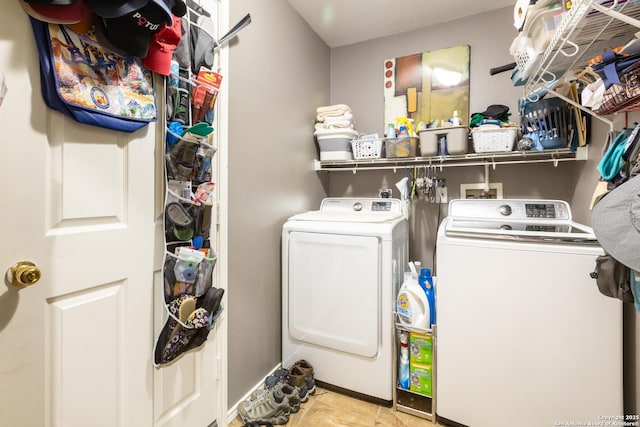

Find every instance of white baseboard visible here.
[227,363,282,424]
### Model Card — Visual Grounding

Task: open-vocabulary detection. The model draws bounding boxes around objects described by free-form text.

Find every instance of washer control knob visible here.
[499,204,512,216]
[500,224,512,230]
[353,202,363,212]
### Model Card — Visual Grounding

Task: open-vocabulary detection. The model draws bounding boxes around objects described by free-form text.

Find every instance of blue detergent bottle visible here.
[419,268,436,327]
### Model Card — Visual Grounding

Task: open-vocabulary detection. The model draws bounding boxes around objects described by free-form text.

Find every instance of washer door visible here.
[287,231,380,358]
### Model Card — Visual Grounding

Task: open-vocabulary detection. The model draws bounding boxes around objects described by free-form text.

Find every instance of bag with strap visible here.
[29,18,157,133]
[590,254,635,303]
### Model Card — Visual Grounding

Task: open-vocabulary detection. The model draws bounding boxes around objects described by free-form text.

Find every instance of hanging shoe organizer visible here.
[154,1,226,367]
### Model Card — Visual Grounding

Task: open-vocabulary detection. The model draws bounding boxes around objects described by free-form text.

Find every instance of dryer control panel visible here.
[320,198,403,214]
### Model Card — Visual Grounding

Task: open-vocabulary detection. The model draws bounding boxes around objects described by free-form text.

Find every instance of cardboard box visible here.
[409,332,433,365]
[409,363,432,397]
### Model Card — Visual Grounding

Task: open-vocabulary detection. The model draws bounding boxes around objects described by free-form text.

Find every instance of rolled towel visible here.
[316,104,352,121]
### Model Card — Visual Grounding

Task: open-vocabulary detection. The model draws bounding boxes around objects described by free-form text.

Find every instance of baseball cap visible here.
[592,174,640,271]
[66,3,94,33]
[99,1,173,58]
[86,0,185,19]
[85,0,148,18]
[20,0,85,24]
[142,16,182,75]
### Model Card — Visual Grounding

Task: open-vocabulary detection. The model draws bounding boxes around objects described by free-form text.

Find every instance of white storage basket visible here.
[351,138,383,159]
[472,127,518,153]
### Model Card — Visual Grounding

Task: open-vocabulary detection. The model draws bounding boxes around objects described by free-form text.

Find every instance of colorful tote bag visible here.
[30,17,157,133]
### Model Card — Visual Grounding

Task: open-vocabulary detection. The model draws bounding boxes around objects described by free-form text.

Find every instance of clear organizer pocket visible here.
[167,68,220,127]
[164,193,212,243]
[163,250,217,302]
[153,287,224,366]
[165,134,215,184]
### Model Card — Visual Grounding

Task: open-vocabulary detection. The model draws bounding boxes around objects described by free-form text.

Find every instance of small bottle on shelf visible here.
[399,331,410,390]
[386,123,396,138]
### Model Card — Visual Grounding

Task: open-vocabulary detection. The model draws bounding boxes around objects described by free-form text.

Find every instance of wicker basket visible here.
[472,127,518,153]
[350,138,383,159]
[595,61,640,115]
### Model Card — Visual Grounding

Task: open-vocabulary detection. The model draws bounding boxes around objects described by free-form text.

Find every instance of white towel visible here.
[315,121,354,131]
[316,104,352,121]
[324,112,353,123]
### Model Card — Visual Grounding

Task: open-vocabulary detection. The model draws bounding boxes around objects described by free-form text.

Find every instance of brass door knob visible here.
[9,261,41,286]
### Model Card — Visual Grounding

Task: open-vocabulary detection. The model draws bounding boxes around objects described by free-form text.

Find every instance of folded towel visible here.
[315,121,354,131]
[323,112,353,123]
[314,127,359,137]
[316,104,352,121]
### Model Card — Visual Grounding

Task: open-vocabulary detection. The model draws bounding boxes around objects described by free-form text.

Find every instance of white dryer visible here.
[435,199,623,427]
[282,198,408,402]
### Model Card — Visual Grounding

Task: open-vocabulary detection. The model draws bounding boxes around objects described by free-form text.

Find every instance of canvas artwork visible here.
[384,45,470,128]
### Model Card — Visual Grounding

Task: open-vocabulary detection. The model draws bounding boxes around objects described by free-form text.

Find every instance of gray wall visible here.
[227,2,639,415]
[327,5,638,415]
[328,6,583,266]
[227,0,329,407]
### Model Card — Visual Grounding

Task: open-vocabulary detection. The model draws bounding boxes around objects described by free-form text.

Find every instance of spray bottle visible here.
[418,268,436,328]
[399,331,410,389]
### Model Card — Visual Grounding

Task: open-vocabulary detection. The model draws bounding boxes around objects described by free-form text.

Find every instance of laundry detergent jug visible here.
[396,269,430,330]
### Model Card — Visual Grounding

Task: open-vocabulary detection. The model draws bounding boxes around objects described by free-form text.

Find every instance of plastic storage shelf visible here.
[393,320,436,423]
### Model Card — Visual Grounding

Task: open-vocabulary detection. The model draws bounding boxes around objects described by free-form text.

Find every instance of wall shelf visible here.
[516,0,640,130]
[314,146,586,172]
[522,0,640,97]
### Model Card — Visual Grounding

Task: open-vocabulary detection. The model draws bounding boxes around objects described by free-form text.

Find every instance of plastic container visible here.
[521,97,571,149]
[419,126,468,156]
[384,137,418,158]
[351,138,383,159]
[399,331,410,390]
[418,268,436,328]
[471,127,518,153]
[315,128,359,161]
[397,271,430,329]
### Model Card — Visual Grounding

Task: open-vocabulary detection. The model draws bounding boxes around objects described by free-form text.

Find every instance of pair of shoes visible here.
[264,367,288,389]
[251,382,303,413]
[237,390,291,426]
[287,360,316,396]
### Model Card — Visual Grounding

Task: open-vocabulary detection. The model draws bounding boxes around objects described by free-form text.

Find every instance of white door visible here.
[0,4,223,427]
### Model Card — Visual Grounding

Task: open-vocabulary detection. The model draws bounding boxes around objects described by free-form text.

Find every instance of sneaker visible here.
[237,392,291,426]
[251,382,302,413]
[264,367,288,389]
[287,365,316,395]
[293,359,314,379]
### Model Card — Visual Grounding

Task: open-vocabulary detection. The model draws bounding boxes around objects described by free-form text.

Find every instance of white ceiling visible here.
[288,0,515,48]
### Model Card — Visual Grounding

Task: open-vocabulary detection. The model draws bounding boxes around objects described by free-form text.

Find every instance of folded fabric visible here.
[315,121,354,131]
[313,127,359,137]
[324,111,353,123]
[316,104,352,121]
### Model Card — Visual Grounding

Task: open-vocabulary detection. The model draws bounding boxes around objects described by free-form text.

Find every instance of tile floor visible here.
[228,386,443,427]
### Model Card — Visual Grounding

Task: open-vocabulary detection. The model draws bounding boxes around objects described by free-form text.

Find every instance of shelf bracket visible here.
[545,86,614,132]
[484,163,490,191]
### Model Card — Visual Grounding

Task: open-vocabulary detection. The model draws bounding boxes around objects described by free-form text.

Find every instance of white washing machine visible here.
[282,198,408,402]
[435,199,623,427]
